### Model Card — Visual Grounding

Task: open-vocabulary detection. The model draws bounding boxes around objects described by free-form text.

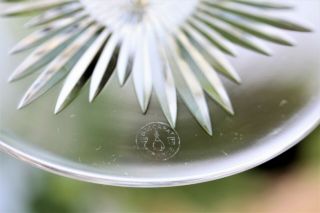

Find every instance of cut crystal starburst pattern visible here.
[2,0,312,135]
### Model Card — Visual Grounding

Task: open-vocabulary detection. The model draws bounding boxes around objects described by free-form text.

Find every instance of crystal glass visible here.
[0,0,319,187]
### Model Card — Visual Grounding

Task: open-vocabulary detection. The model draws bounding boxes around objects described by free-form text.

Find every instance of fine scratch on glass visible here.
[1,0,313,135]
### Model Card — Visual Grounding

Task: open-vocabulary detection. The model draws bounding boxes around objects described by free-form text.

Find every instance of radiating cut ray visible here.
[164,41,213,135]
[10,11,88,54]
[1,0,76,16]
[24,2,83,27]
[18,24,102,109]
[176,31,234,114]
[89,33,120,102]
[152,12,212,134]
[117,29,134,86]
[182,24,241,83]
[195,12,273,56]
[208,12,296,46]
[55,29,110,114]
[228,0,293,10]
[153,58,177,128]
[132,25,153,113]
[188,17,238,56]
[9,17,94,82]
[90,13,135,100]
[146,24,177,127]
[203,2,313,32]
[116,20,134,86]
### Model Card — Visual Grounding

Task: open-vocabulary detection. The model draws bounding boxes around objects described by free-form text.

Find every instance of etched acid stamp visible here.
[136,122,180,161]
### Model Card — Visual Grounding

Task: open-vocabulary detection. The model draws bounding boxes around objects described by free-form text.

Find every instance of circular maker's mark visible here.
[136,122,180,161]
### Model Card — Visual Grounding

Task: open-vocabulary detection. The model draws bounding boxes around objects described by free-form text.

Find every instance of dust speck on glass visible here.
[2,0,312,135]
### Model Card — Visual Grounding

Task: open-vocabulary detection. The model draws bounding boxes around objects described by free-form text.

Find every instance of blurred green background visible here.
[1,127,319,213]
